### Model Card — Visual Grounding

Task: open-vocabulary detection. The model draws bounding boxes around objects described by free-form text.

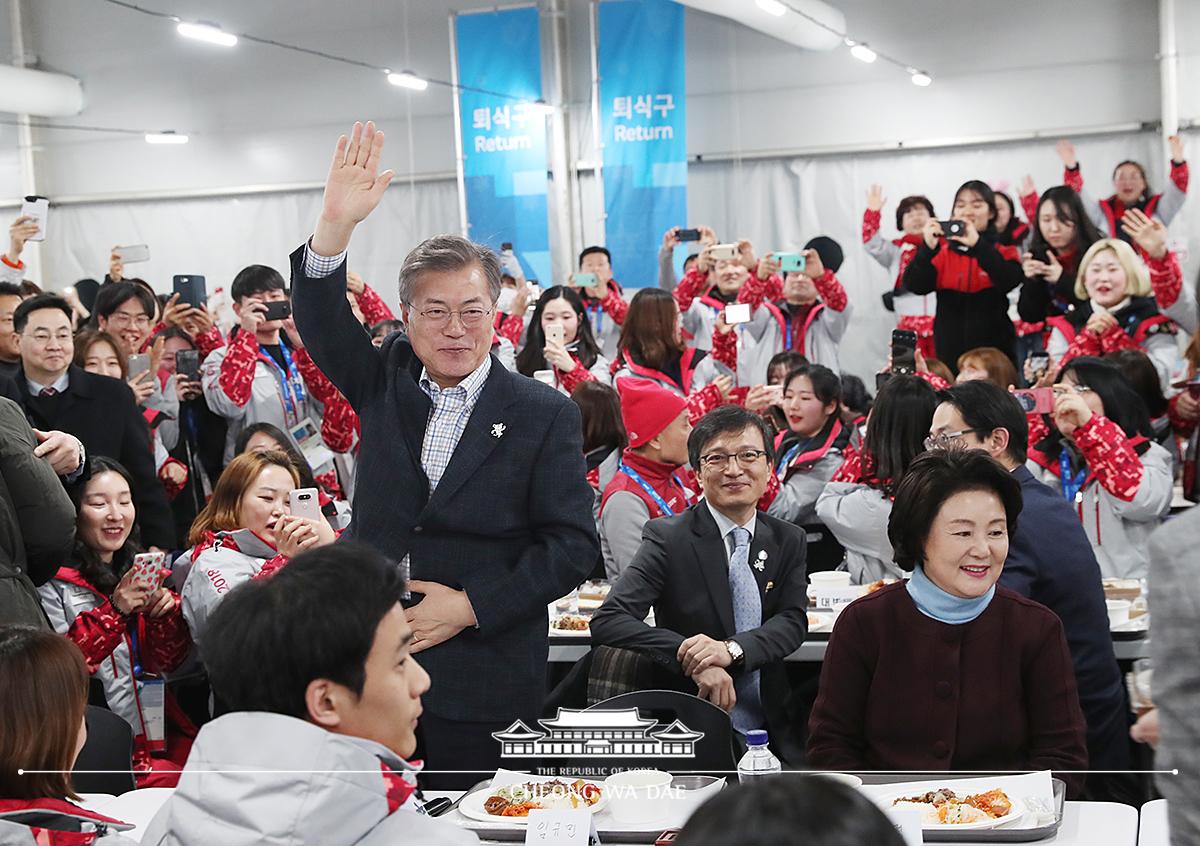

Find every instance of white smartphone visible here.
[288,487,322,521]
[763,384,785,406]
[709,243,738,261]
[128,552,168,591]
[724,302,752,325]
[20,196,49,242]
[545,323,566,346]
[115,244,150,264]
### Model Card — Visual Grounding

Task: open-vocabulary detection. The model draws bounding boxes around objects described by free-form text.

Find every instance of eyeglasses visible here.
[698,449,768,470]
[1053,384,1093,397]
[27,330,73,344]
[107,311,152,328]
[412,305,493,328]
[923,429,983,451]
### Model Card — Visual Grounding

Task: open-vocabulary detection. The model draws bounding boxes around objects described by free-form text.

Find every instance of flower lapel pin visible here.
[491,423,506,439]
[754,549,768,571]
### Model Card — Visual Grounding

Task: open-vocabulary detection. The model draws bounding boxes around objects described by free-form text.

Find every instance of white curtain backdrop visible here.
[41,177,461,318]
[33,129,1198,383]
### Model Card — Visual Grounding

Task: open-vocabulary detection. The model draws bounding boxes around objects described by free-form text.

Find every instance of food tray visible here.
[921,777,1064,842]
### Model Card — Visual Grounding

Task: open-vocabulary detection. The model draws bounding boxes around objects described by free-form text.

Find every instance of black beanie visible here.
[803,236,844,273]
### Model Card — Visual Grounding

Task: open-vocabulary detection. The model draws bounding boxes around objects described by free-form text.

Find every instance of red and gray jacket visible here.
[862,208,936,318]
[767,417,852,526]
[1064,160,1189,239]
[177,529,287,648]
[1026,412,1174,580]
[37,566,194,762]
[0,798,136,845]
[1046,295,1179,390]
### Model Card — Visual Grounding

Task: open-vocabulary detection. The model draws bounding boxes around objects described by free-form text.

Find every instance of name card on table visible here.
[524,809,601,846]
[884,806,923,846]
[814,586,863,612]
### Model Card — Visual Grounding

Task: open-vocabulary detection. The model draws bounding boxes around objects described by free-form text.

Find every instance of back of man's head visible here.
[939,379,1029,464]
[202,543,406,719]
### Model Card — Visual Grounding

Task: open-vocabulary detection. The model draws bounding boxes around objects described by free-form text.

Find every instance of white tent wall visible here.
[43,177,459,317]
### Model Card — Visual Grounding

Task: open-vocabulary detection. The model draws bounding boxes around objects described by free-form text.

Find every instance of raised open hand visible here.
[313,121,396,256]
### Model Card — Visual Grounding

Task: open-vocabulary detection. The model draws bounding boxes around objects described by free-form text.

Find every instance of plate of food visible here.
[885,786,1024,830]
[550,613,592,635]
[458,778,608,824]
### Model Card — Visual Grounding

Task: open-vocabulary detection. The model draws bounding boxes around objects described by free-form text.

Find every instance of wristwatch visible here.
[724,639,744,666]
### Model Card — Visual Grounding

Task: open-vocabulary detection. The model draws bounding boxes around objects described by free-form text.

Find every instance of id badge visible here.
[137,677,167,751]
[290,416,335,473]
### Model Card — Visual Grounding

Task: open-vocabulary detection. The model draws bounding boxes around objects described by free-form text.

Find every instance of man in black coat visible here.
[591,406,809,763]
[12,295,175,549]
[292,122,598,786]
[930,380,1129,791]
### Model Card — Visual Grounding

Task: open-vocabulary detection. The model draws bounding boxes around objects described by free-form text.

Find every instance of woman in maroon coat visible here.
[808,448,1088,792]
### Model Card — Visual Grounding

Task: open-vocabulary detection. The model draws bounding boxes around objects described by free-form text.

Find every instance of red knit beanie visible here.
[617,378,688,449]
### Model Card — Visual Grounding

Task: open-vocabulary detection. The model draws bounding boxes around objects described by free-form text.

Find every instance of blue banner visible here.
[598,0,687,287]
[455,8,551,283]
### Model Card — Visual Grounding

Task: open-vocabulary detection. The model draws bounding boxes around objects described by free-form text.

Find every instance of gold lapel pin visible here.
[765,580,774,593]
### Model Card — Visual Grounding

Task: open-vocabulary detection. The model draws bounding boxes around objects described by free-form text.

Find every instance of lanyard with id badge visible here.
[291,417,336,475]
[127,552,169,751]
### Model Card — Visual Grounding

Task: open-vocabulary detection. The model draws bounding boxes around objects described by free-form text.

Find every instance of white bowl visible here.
[810,571,852,587]
[809,772,863,788]
[1106,599,1131,627]
[604,769,675,825]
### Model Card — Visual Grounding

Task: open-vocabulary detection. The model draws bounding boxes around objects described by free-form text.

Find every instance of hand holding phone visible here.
[677,228,701,242]
[708,243,739,262]
[128,353,151,381]
[19,196,49,242]
[775,252,806,273]
[262,300,292,322]
[1013,387,1055,415]
[115,245,150,264]
[724,302,752,325]
[939,219,967,237]
[172,275,208,309]
[571,272,597,289]
[128,552,169,592]
[544,323,566,347]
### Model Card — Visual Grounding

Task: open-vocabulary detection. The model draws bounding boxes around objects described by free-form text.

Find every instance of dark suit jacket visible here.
[1000,465,1128,772]
[15,366,175,549]
[590,503,809,758]
[290,246,598,722]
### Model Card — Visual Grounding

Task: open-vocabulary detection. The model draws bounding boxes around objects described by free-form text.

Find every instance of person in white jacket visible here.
[177,450,335,646]
[815,375,939,584]
[1025,357,1173,580]
[144,543,476,846]
[514,285,611,395]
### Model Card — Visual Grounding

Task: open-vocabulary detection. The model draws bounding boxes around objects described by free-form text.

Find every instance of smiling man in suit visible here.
[290,122,598,786]
[591,405,808,762]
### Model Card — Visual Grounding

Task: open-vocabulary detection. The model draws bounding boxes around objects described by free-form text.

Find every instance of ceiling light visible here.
[911,71,932,87]
[850,43,877,63]
[145,131,189,144]
[523,99,555,116]
[387,71,428,91]
[176,22,237,47]
[756,0,788,16]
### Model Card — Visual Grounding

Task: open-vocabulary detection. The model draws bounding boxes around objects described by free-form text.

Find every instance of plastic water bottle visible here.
[737,730,782,782]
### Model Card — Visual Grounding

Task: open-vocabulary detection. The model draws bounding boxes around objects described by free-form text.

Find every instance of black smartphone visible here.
[875,371,893,392]
[1029,245,1052,264]
[176,349,200,382]
[262,300,292,322]
[891,329,918,375]
[677,228,701,242]
[939,219,967,237]
[172,275,207,309]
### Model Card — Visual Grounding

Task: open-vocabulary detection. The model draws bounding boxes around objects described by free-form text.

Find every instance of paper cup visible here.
[810,571,852,588]
[1106,599,1131,627]
[604,769,675,825]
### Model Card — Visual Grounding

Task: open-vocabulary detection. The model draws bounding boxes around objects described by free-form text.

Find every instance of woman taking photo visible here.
[0,626,136,844]
[235,421,348,526]
[903,180,1024,370]
[1018,186,1105,324]
[515,285,611,394]
[809,449,1088,792]
[816,375,938,583]
[37,457,196,786]
[862,187,938,358]
[1045,225,1183,390]
[1026,357,1173,580]
[613,288,737,424]
[178,450,336,646]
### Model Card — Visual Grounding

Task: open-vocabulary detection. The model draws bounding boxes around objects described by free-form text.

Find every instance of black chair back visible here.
[71,706,136,795]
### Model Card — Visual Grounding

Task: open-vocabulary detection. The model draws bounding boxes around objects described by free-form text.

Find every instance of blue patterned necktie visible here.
[727,526,765,733]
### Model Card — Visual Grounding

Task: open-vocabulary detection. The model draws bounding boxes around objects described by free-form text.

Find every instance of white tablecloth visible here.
[1139,799,1170,846]
[432,792,1137,845]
